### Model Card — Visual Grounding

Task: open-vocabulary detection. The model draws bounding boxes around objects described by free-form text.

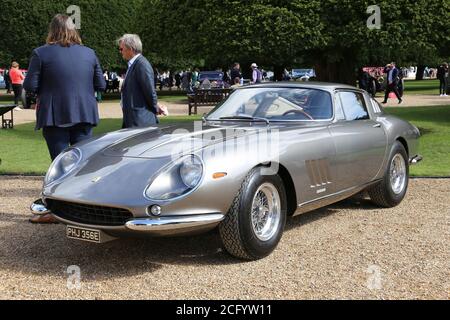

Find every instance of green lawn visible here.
[0,107,449,176]
[403,79,441,95]
[384,106,450,177]
[0,116,201,175]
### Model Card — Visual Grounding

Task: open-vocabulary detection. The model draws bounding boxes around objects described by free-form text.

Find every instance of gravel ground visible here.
[0,176,448,300]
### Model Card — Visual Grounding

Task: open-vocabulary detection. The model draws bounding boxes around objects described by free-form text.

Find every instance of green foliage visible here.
[136,0,450,82]
[0,0,142,69]
[0,0,448,81]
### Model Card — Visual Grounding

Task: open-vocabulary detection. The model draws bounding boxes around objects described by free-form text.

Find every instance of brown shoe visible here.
[29,214,59,225]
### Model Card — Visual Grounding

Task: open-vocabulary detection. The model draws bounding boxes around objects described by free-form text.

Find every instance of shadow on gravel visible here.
[286,197,381,231]
[0,196,379,281]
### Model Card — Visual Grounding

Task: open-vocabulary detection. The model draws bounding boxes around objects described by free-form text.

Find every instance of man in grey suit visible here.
[118,34,159,128]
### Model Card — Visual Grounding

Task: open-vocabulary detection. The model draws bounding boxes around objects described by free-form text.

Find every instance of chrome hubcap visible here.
[251,183,281,242]
[390,154,407,195]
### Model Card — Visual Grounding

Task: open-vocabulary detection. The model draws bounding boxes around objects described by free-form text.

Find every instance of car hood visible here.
[101,123,258,159]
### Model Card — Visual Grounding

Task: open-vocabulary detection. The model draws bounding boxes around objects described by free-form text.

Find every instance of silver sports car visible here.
[32,83,422,260]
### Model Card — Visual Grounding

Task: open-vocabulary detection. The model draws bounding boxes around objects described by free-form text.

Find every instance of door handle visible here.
[373,123,381,128]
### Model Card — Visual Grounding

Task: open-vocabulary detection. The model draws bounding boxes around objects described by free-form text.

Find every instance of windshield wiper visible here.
[218,115,270,125]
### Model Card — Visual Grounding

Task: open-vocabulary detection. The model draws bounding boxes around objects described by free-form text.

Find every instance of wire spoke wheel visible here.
[250,183,281,242]
[390,153,407,195]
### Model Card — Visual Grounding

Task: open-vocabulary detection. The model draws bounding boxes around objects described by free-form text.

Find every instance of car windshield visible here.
[207,88,333,121]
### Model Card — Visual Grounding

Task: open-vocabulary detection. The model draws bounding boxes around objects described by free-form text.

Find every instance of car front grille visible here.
[46,199,133,226]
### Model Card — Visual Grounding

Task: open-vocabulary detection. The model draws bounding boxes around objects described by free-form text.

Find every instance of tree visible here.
[136,0,450,84]
[136,0,324,76]
[310,0,450,84]
[0,0,142,70]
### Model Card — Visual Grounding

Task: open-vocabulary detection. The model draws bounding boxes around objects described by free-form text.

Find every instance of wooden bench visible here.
[0,105,16,129]
[187,88,232,115]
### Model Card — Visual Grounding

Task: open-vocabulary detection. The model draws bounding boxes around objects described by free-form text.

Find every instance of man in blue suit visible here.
[24,14,106,224]
[118,34,159,128]
[24,14,106,161]
[382,63,403,104]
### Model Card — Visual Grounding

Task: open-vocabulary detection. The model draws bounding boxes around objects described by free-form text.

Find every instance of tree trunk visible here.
[416,65,425,80]
[313,51,357,86]
[273,66,284,82]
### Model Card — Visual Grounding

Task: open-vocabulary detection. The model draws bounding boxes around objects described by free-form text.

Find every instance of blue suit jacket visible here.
[23,44,106,130]
[121,55,159,128]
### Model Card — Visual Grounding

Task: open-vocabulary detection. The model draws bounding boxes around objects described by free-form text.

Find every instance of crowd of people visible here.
[152,62,266,92]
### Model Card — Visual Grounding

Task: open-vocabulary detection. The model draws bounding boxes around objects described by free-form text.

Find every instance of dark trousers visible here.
[5,80,11,93]
[383,82,402,102]
[12,84,22,105]
[43,124,93,161]
[439,78,448,95]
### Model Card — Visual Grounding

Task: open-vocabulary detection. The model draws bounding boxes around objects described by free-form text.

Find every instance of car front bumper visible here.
[31,199,225,237]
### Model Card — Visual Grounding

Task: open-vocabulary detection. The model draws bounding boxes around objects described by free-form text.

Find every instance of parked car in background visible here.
[198,71,225,88]
[32,82,422,261]
[0,74,5,89]
[292,69,316,81]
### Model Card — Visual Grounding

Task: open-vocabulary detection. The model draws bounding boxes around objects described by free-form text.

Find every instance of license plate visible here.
[67,226,102,243]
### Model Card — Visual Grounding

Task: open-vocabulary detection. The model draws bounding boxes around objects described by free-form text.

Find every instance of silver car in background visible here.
[33,82,422,260]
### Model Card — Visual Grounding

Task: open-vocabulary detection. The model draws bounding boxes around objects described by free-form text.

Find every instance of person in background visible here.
[251,63,262,84]
[358,67,370,92]
[24,14,106,224]
[10,62,25,106]
[4,67,11,94]
[437,62,449,97]
[230,63,242,86]
[231,77,242,89]
[175,72,181,90]
[382,63,402,104]
[118,34,166,128]
[191,68,199,87]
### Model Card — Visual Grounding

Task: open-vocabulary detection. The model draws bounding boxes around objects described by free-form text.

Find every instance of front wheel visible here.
[219,168,287,260]
[368,141,409,207]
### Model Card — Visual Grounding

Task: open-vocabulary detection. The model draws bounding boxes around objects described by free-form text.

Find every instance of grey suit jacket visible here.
[121,55,159,128]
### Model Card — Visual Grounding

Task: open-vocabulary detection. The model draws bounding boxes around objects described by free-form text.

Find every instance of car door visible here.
[328,90,387,191]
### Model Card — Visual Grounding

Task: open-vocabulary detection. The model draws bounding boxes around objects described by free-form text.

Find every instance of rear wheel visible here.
[219,168,287,260]
[369,141,409,207]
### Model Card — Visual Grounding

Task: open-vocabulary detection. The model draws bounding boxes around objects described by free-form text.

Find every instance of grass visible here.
[0,107,448,177]
[384,105,450,177]
[0,116,201,175]
[403,79,442,95]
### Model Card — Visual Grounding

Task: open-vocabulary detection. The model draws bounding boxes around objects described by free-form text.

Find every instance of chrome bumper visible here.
[410,155,423,165]
[30,199,51,216]
[125,214,225,232]
[30,199,224,235]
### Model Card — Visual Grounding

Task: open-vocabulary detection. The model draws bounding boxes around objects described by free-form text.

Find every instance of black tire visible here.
[219,167,287,260]
[368,141,409,208]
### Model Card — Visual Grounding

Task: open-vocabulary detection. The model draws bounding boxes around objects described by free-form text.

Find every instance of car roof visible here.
[239,81,362,92]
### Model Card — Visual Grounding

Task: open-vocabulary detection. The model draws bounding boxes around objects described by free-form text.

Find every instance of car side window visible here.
[337,91,370,121]
[334,94,346,121]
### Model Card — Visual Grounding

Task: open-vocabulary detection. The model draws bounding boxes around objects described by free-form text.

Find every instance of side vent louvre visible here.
[306,159,333,188]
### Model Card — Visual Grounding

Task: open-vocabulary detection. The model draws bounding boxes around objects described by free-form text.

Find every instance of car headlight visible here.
[145,155,204,201]
[44,148,82,186]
